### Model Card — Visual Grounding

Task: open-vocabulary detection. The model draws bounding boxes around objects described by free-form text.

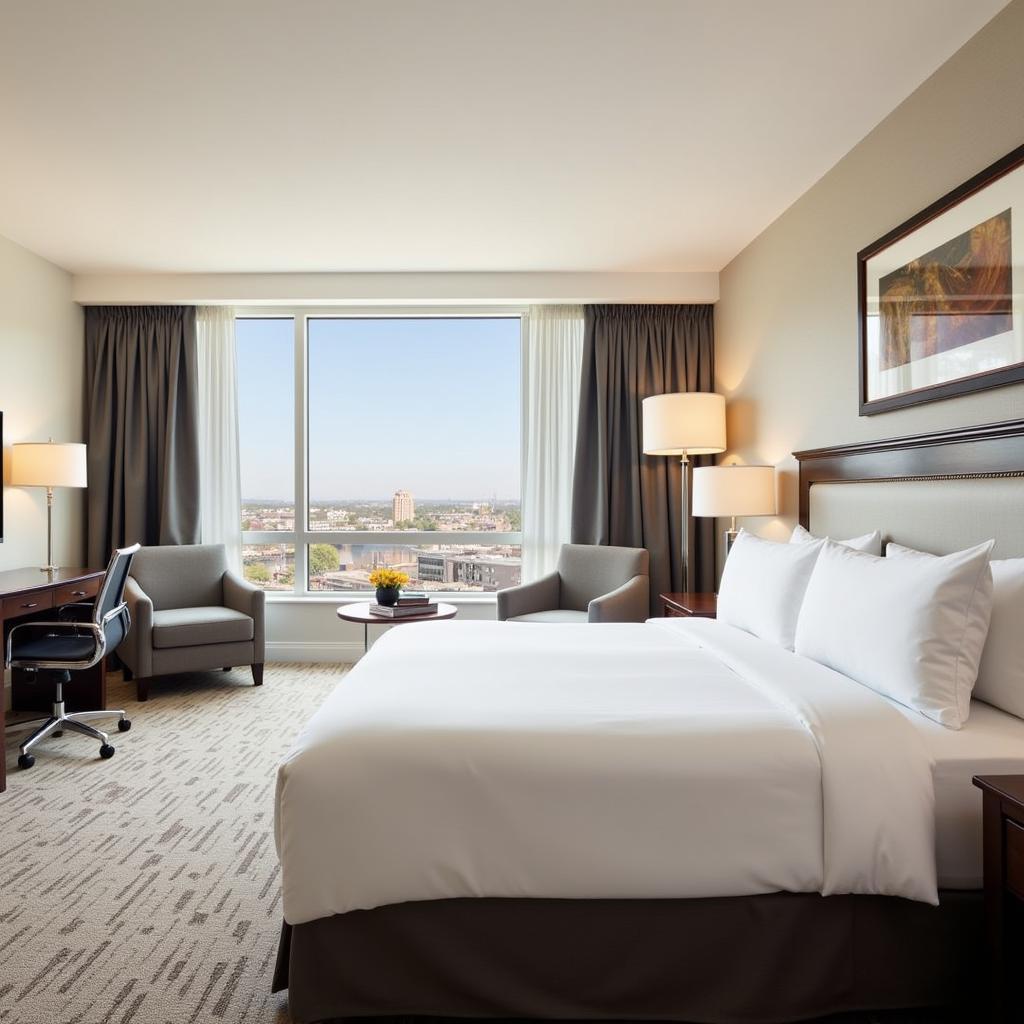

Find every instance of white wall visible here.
[0,233,85,571]
[715,0,1024,544]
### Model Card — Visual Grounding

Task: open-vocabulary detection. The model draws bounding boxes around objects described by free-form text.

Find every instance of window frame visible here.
[238,306,526,599]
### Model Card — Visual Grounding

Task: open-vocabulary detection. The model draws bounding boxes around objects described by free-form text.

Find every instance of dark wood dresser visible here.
[973,774,1024,1021]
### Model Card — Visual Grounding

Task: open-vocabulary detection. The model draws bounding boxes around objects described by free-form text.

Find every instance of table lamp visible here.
[11,439,88,572]
[642,392,726,591]
[692,464,776,557]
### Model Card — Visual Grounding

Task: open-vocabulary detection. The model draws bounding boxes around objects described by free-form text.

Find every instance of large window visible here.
[238,313,522,594]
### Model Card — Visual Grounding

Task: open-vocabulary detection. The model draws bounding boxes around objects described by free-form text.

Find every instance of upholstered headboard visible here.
[794,419,1024,559]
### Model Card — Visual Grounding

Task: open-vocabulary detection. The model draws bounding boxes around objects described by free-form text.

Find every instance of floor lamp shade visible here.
[11,442,88,488]
[642,393,726,456]
[11,441,88,572]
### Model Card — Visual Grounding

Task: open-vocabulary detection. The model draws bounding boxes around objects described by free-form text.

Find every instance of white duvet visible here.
[274,617,937,926]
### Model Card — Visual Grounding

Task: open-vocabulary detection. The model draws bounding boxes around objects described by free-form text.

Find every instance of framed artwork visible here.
[858,143,1024,415]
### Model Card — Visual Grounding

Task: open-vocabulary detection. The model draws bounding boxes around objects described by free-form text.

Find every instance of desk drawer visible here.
[2,591,54,618]
[1007,819,1024,901]
[53,578,101,606]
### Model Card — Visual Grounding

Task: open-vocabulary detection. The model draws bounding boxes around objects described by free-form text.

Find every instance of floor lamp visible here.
[642,393,726,593]
[11,440,88,573]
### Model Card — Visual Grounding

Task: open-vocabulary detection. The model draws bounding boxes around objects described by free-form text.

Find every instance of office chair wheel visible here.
[18,753,35,770]
[99,744,115,759]
[118,718,132,732]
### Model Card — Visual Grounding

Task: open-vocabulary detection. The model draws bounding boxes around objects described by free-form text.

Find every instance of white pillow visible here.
[790,523,882,556]
[889,545,1024,719]
[718,530,824,650]
[795,540,994,728]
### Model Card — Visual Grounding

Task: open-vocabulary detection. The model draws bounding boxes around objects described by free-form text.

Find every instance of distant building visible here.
[416,551,521,591]
[392,489,415,524]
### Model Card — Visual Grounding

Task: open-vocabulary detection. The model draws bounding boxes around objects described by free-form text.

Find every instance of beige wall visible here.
[0,233,85,572]
[715,0,1024,544]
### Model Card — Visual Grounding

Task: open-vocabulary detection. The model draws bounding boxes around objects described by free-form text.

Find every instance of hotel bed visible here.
[273,419,1024,1023]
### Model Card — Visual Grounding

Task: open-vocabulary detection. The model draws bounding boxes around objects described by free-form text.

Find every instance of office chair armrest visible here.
[496,571,560,621]
[122,577,154,677]
[223,570,266,657]
[6,619,105,670]
[587,574,650,623]
[58,602,96,623]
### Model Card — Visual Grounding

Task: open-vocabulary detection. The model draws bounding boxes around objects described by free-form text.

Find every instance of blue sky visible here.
[237,317,521,502]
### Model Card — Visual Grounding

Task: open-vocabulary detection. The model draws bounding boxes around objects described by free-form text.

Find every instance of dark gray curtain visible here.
[570,304,716,603]
[85,306,200,566]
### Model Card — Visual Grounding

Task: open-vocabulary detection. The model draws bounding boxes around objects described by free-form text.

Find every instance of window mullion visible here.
[293,311,308,595]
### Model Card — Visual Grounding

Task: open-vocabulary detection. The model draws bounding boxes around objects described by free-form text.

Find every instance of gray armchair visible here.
[497,544,650,623]
[119,544,265,701]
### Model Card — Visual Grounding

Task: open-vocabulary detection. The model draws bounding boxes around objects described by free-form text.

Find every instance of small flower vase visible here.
[376,586,400,607]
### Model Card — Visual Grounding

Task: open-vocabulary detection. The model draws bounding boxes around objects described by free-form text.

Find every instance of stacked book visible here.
[369,592,438,618]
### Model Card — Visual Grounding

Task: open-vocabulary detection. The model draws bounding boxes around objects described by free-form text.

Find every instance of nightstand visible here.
[972,774,1024,1021]
[659,592,717,619]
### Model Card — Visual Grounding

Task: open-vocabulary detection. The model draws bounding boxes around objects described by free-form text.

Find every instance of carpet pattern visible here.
[1,664,342,1024]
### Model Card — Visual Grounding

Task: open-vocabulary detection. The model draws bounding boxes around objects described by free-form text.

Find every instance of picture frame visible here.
[858,142,1024,416]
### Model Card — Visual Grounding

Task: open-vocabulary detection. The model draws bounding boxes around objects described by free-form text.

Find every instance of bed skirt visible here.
[273,891,983,1023]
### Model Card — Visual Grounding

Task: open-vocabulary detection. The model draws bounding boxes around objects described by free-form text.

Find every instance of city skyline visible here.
[237,316,521,502]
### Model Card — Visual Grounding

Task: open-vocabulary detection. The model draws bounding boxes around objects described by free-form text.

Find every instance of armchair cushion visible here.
[507,609,588,624]
[152,607,254,650]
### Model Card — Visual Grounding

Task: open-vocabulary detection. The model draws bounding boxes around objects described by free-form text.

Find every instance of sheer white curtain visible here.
[196,306,242,570]
[521,305,584,582]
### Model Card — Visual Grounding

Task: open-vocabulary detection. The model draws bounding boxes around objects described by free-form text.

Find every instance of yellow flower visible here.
[368,567,410,589]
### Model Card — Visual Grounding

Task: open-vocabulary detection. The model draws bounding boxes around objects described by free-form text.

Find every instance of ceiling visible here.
[0,0,1008,275]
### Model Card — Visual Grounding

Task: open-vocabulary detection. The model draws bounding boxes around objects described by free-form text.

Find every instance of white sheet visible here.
[897,698,1024,889]
[274,618,938,926]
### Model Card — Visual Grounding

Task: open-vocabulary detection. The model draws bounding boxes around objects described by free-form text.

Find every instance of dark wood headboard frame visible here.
[793,419,1024,529]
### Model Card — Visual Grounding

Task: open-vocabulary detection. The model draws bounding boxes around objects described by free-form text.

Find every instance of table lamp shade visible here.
[642,393,726,456]
[11,442,87,489]
[692,465,776,518]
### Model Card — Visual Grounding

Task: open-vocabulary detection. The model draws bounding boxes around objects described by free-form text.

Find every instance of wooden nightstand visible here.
[972,774,1024,1021]
[659,592,717,619]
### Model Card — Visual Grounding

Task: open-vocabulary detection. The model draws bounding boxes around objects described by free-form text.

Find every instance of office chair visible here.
[5,543,140,769]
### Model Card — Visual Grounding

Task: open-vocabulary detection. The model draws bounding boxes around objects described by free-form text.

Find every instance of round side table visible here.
[336,601,458,653]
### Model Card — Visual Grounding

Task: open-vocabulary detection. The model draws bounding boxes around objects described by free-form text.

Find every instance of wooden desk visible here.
[1,566,106,793]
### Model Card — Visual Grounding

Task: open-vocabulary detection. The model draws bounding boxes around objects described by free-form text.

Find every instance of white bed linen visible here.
[895,698,1024,888]
[275,618,937,926]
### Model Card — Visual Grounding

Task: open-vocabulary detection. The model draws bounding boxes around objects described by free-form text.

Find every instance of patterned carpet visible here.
[1,663,342,1024]
[0,664,951,1024]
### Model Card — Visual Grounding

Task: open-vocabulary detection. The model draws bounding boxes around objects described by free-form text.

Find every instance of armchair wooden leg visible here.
[137,678,150,702]
[122,665,134,681]
[251,663,264,687]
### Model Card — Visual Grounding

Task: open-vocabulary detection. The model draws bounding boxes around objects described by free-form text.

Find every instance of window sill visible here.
[264,592,498,605]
